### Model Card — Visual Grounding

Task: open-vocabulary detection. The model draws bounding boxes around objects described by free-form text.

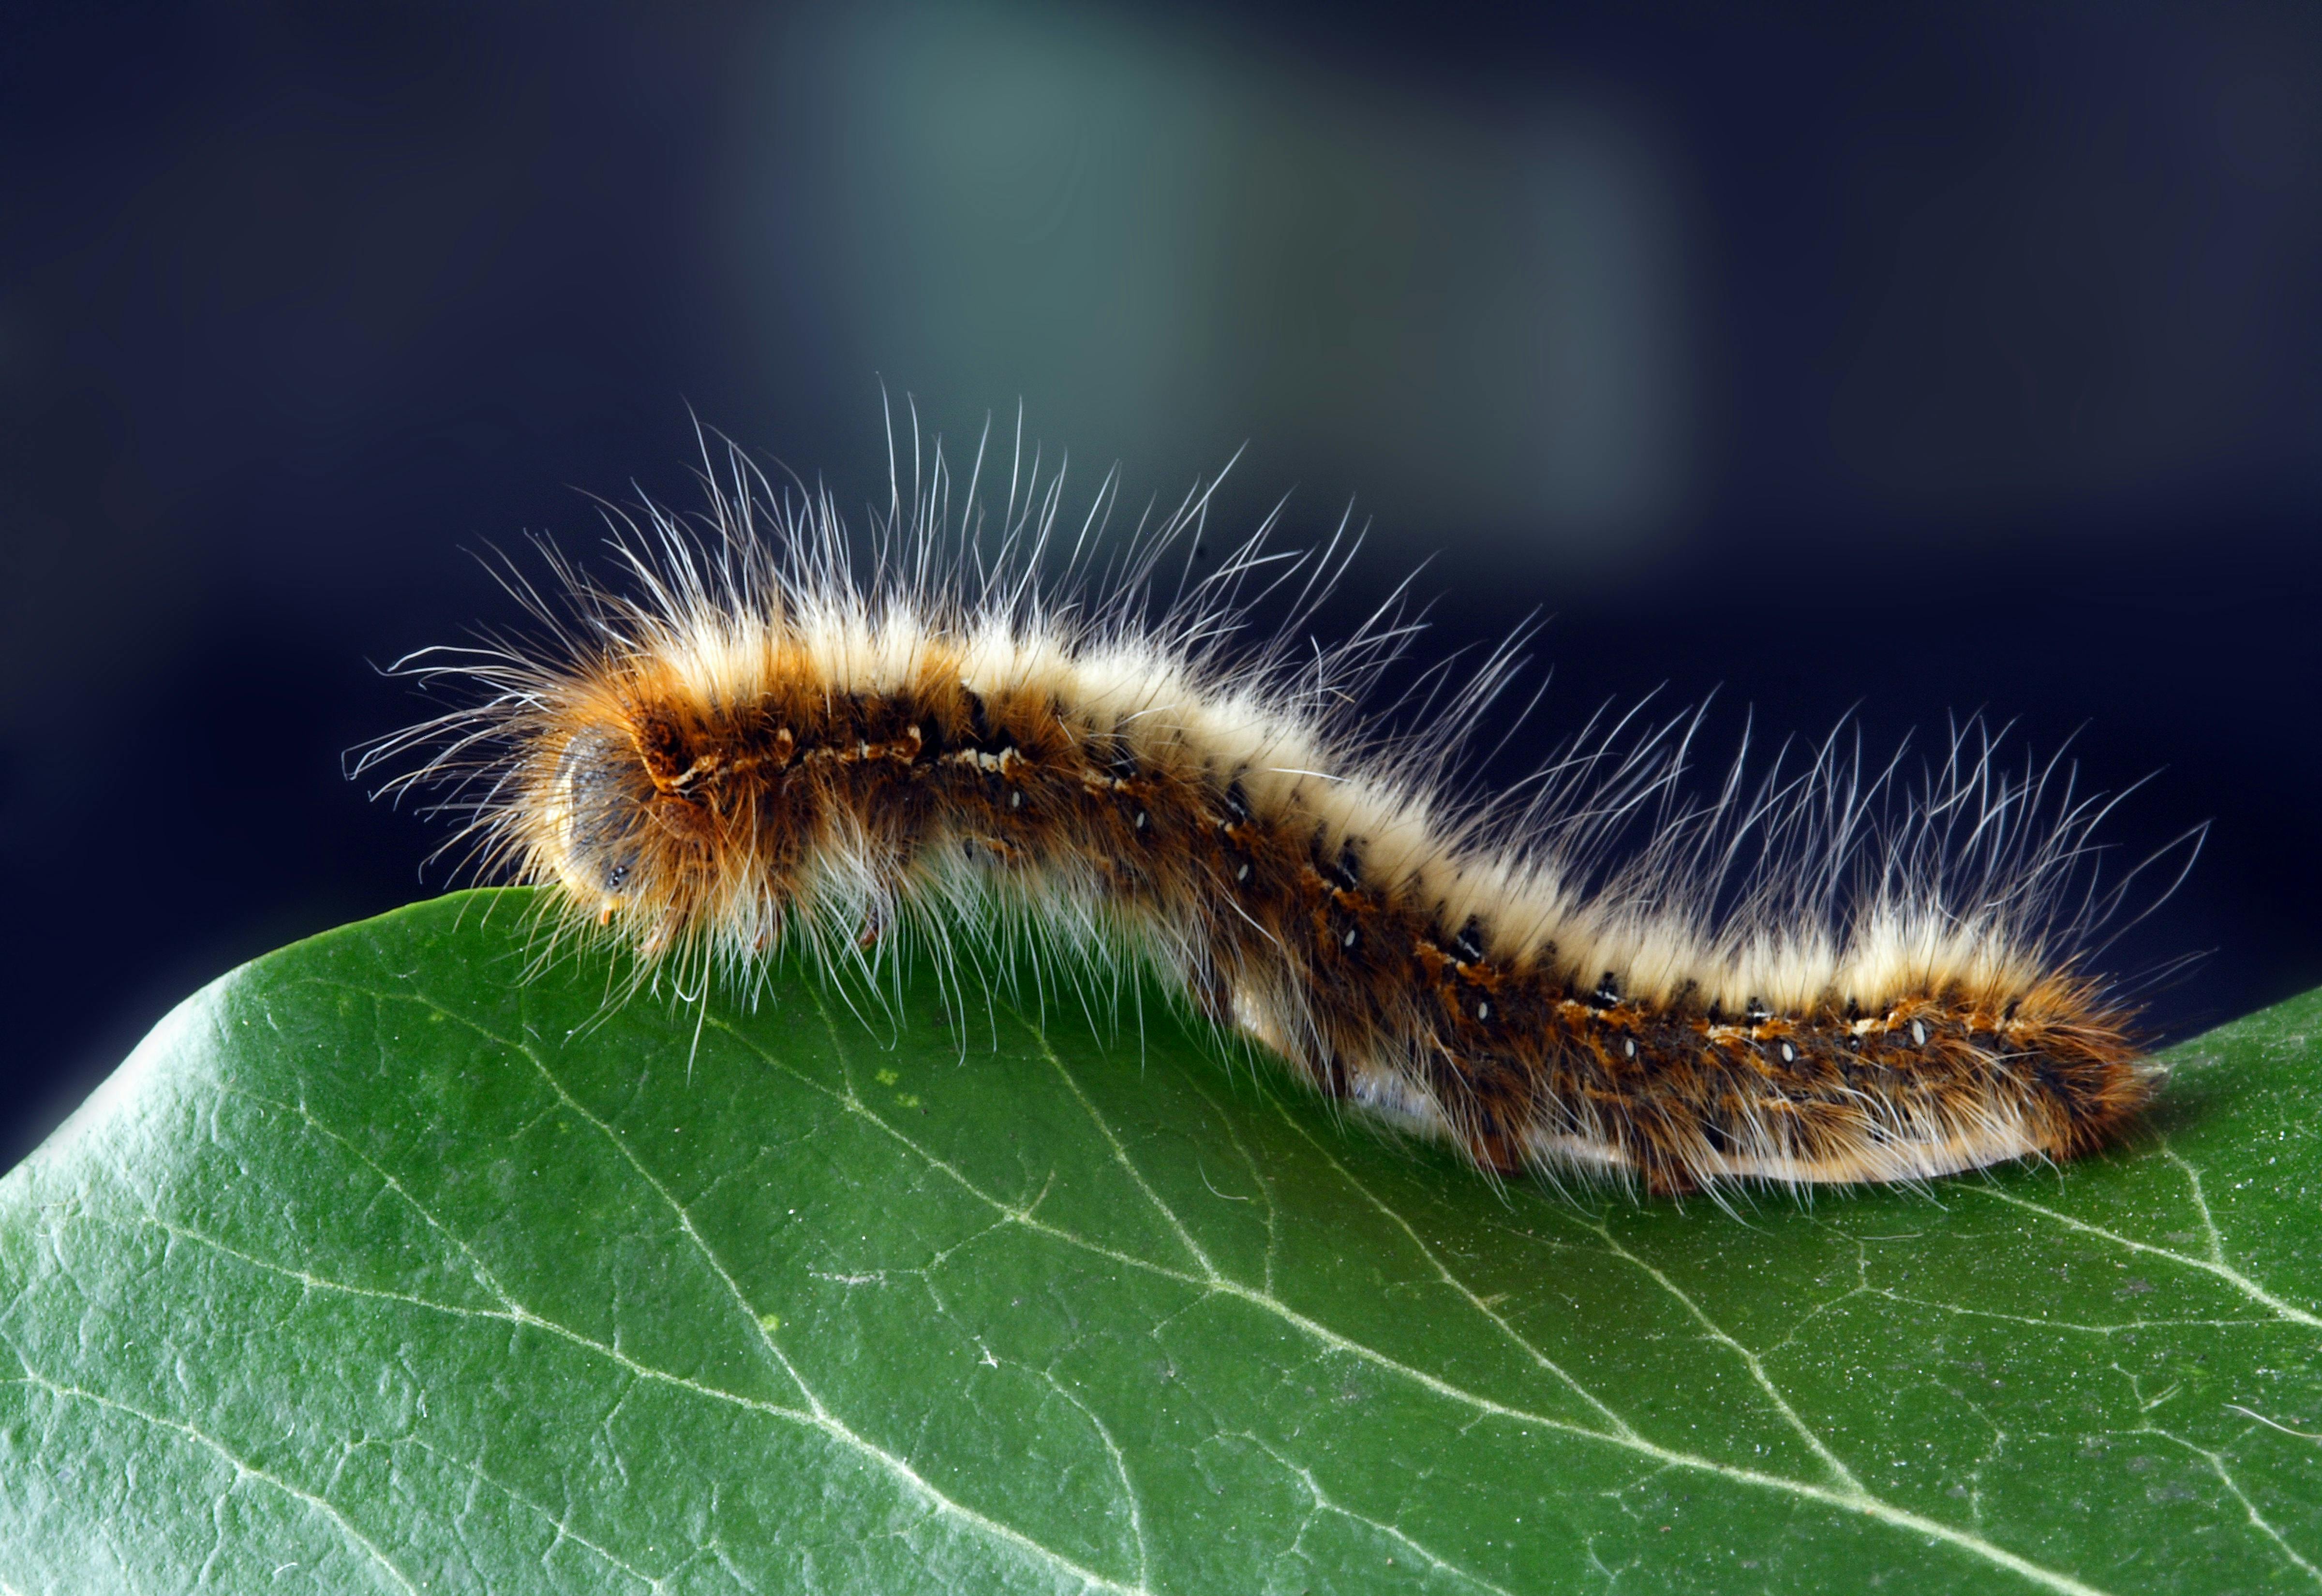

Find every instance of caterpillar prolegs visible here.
[366,424,2177,1196]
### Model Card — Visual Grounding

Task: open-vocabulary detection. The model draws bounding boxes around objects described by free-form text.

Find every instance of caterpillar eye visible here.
[543,723,651,902]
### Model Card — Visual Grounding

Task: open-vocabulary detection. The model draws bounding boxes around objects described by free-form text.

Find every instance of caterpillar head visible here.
[537,721,655,919]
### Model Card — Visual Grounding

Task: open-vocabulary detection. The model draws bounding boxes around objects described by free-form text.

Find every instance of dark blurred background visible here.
[3,0,2318,1167]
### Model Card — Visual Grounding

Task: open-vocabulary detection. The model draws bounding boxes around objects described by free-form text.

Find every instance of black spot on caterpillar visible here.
[361,420,2191,1196]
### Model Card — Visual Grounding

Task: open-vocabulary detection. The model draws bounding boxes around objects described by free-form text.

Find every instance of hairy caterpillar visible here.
[364,419,2182,1196]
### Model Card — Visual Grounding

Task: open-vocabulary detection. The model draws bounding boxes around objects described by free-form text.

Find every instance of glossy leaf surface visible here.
[2,891,2317,1593]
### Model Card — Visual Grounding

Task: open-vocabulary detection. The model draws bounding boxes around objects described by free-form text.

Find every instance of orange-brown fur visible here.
[368,430,2168,1195]
[532,654,2150,1195]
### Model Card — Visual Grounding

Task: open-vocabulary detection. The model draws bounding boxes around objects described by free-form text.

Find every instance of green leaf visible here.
[3,890,2317,1595]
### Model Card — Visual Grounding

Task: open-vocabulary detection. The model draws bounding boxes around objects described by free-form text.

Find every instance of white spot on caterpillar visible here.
[1476,1001,1491,1020]
[1911,1020,1928,1047]
[1623,1037,1637,1058]
[1780,1041,1796,1063]
[1235,863,1250,881]
[1009,791,1023,810]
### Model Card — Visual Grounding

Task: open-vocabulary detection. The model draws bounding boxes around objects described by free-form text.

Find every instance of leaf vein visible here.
[0,1350,421,1596]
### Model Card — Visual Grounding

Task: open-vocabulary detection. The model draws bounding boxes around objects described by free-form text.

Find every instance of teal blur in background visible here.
[2,0,2317,1164]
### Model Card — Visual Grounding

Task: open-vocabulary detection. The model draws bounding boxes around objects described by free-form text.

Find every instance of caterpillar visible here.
[363,418,2181,1197]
